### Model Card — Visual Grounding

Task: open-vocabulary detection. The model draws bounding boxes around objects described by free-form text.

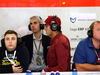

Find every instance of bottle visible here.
[50,71,54,75]
[56,71,60,75]
[41,71,46,75]
[72,69,77,75]
[26,70,32,75]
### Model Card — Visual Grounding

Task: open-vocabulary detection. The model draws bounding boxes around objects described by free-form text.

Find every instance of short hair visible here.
[90,20,100,30]
[30,16,43,23]
[4,30,18,37]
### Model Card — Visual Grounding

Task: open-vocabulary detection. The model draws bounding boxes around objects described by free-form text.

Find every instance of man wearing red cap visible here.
[44,15,71,72]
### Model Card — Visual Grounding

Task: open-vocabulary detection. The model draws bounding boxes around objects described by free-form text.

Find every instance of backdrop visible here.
[0,0,100,69]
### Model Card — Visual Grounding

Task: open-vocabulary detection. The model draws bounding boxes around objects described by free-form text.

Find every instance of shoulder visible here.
[78,37,89,46]
[16,45,29,58]
[60,34,69,42]
[22,34,32,38]
[17,45,28,52]
[21,45,28,49]
[0,47,5,51]
[53,34,70,49]
[73,38,89,63]
[57,34,70,45]
[42,34,51,40]
[75,37,90,53]
[22,34,33,40]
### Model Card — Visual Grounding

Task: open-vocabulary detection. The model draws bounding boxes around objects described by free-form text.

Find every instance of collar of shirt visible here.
[33,34,42,41]
[50,32,62,45]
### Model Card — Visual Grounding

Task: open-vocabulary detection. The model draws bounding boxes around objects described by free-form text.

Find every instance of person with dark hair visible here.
[44,15,71,72]
[22,16,51,72]
[0,30,29,73]
[73,21,100,71]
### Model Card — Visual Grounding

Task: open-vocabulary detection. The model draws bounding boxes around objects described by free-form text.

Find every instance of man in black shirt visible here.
[22,16,51,72]
[0,30,29,73]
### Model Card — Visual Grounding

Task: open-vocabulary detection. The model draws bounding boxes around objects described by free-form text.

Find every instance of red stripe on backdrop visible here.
[0,0,100,7]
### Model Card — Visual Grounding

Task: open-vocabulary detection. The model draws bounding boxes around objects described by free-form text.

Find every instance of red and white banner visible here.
[0,0,100,7]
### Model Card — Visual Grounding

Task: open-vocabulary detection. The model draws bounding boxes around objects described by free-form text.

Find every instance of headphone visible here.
[1,37,23,47]
[28,16,44,31]
[87,26,93,38]
[50,16,59,31]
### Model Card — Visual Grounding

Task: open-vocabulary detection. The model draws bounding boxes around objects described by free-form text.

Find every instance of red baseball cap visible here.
[45,16,61,27]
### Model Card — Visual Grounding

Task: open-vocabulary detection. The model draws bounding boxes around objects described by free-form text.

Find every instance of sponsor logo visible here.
[70,17,76,23]
[70,13,96,23]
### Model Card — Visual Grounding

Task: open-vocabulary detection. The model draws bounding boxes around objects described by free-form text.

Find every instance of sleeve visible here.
[73,41,87,64]
[0,65,13,73]
[20,46,29,72]
[44,41,71,72]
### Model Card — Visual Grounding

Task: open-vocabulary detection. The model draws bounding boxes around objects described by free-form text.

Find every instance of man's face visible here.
[5,34,17,51]
[30,18,40,33]
[93,23,100,41]
[44,25,52,36]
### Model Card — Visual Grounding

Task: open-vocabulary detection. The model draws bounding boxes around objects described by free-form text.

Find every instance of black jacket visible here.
[0,43,29,73]
[22,34,51,65]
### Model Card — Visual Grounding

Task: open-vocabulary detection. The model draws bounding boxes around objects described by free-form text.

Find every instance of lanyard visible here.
[33,40,42,66]
[94,49,100,62]
[5,50,16,65]
[33,39,42,55]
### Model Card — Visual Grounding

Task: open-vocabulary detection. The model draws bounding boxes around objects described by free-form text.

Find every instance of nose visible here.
[31,24,35,28]
[9,39,12,43]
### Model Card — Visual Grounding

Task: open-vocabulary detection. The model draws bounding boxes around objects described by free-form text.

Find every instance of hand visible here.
[12,64,23,73]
